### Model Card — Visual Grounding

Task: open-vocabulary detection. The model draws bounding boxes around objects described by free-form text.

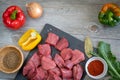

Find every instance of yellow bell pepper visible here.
[18,29,42,51]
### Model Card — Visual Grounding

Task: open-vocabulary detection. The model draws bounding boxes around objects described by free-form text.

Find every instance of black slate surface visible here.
[15,24,88,80]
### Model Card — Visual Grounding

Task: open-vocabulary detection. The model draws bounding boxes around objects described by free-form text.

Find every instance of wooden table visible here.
[0,0,120,80]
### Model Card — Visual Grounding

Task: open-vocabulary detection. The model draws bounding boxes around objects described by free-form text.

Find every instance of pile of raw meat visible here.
[23,32,85,80]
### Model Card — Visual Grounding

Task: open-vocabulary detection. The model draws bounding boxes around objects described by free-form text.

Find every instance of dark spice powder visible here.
[3,51,21,69]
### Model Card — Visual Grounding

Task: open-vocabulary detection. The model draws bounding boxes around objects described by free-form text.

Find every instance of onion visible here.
[26,2,43,18]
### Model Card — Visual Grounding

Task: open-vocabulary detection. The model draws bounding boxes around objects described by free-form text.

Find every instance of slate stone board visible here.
[15,24,88,80]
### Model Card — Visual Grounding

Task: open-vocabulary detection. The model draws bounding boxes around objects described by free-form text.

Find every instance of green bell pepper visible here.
[98,3,120,27]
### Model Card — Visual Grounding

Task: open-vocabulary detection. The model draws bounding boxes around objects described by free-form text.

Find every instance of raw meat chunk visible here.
[23,61,36,79]
[54,54,65,68]
[73,64,83,80]
[55,37,69,51]
[38,44,51,56]
[27,68,36,79]
[60,48,72,60]
[64,60,74,70]
[41,56,56,70]
[28,52,41,67]
[60,68,72,79]
[71,49,85,64]
[49,67,61,76]
[32,67,45,80]
[63,79,73,80]
[47,71,62,80]
[23,61,35,76]
[45,32,59,46]
[43,69,49,80]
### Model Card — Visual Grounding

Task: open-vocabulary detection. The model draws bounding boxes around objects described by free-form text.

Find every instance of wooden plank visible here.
[2,0,120,5]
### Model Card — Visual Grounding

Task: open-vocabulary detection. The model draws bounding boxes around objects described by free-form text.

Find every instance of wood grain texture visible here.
[0,0,120,80]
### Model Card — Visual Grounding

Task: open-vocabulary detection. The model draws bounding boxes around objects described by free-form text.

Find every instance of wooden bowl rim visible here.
[0,45,24,73]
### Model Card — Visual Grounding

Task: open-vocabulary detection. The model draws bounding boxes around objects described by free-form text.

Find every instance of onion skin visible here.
[26,2,43,18]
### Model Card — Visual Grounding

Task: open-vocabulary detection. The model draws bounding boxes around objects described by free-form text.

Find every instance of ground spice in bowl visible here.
[88,60,104,76]
[85,57,108,79]
[3,51,21,70]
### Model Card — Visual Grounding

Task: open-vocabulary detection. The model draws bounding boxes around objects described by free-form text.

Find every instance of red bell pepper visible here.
[2,5,26,30]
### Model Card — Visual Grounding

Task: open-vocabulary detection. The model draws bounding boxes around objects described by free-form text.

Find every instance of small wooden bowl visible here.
[0,45,24,73]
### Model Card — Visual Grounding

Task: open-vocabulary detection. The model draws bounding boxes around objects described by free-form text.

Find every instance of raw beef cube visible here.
[47,71,62,80]
[32,74,41,80]
[54,54,65,68]
[27,68,36,80]
[45,32,59,46]
[63,79,73,80]
[47,54,52,59]
[28,52,41,67]
[73,64,83,80]
[71,49,85,64]
[41,56,56,70]
[39,54,52,59]
[43,69,49,80]
[64,60,74,70]
[49,67,61,76]
[23,61,36,79]
[23,64,30,76]
[60,48,72,60]
[38,44,51,56]
[55,37,69,51]
[32,67,45,80]
[23,61,35,76]
[60,68,72,79]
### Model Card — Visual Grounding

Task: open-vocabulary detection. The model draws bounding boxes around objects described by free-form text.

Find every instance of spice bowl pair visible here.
[85,57,108,79]
[0,45,24,73]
